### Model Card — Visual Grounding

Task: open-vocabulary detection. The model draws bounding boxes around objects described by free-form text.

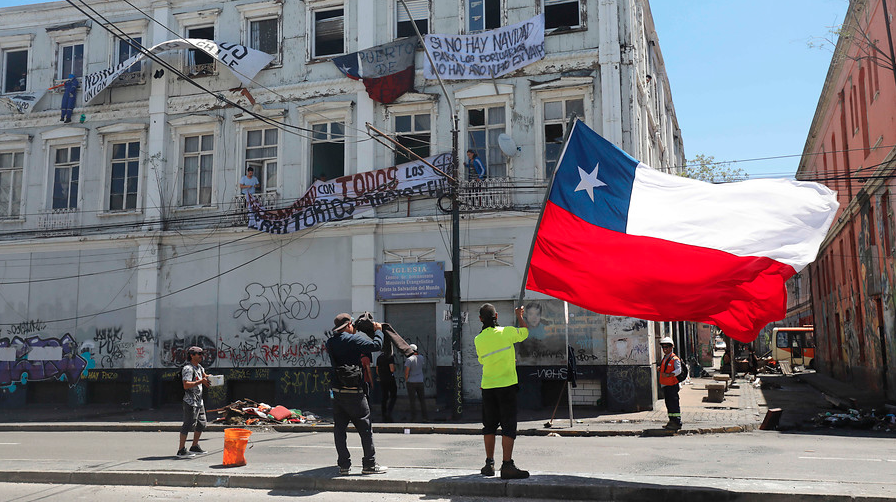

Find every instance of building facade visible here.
[0,0,684,413]
[796,0,896,401]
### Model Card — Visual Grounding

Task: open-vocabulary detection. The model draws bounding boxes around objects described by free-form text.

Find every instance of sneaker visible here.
[500,461,529,480]
[361,464,388,474]
[338,466,351,475]
[176,448,190,457]
[481,459,495,477]
[189,445,206,454]
[664,421,682,431]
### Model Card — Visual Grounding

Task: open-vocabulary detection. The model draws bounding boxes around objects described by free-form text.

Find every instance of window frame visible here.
[395,0,430,39]
[175,8,221,77]
[301,102,351,188]
[392,112,432,166]
[238,1,283,67]
[0,145,26,220]
[466,0,503,34]
[170,116,220,210]
[0,34,33,95]
[243,126,280,194]
[464,104,507,179]
[42,128,87,212]
[50,145,81,210]
[180,133,215,208]
[47,26,89,86]
[457,83,513,178]
[307,1,345,60]
[539,0,586,34]
[534,84,592,179]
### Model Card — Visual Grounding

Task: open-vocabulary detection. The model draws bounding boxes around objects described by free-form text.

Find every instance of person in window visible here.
[464,150,486,180]
[239,167,259,197]
[60,74,79,123]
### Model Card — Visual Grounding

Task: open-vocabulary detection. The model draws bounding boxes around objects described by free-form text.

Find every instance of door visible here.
[385,303,436,396]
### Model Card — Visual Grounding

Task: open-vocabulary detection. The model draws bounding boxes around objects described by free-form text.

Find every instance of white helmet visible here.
[660,336,674,346]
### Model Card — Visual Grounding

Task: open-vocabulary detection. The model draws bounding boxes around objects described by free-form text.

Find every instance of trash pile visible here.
[813,409,896,431]
[211,399,323,426]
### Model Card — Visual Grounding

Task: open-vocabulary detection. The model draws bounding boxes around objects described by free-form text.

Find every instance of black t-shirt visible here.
[376,354,395,382]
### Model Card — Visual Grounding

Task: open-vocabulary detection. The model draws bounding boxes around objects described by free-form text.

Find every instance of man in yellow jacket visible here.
[474,303,530,479]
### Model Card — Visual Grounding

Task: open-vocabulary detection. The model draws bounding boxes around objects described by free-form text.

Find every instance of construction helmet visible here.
[659,336,674,346]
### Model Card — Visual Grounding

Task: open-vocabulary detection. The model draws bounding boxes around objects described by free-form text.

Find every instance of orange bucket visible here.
[223,428,252,467]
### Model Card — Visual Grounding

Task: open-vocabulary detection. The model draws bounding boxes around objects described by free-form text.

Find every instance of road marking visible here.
[0,443,20,445]
[799,456,884,462]
[274,445,440,451]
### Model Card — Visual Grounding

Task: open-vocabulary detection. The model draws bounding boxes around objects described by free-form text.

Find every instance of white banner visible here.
[83,39,275,103]
[248,153,452,234]
[424,14,545,80]
[0,89,46,114]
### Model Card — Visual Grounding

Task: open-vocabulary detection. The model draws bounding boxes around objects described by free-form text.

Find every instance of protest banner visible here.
[248,153,452,234]
[0,89,46,114]
[423,14,545,80]
[83,39,274,103]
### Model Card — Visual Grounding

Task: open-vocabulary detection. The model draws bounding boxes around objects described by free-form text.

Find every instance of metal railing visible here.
[230,192,280,226]
[184,63,216,77]
[110,70,145,86]
[37,208,80,237]
[457,177,515,211]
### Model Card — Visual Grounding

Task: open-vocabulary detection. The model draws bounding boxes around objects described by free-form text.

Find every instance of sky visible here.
[650,0,849,179]
[0,0,849,179]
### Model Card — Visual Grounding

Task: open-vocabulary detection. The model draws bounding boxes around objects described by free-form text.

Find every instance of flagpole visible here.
[516,116,580,307]
[564,300,574,427]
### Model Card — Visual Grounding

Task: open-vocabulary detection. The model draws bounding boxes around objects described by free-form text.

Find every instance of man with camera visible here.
[325,312,387,475]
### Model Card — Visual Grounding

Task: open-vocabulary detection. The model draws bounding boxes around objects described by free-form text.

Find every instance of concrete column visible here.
[351,233,376,316]
[355,1,376,172]
[144,2,171,227]
[598,0,622,146]
[134,237,160,368]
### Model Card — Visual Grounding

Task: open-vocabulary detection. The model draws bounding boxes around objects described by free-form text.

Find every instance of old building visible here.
[796,0,896,400]
[0,0,683,413]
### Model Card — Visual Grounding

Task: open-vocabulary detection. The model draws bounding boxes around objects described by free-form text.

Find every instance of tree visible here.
[680,154,749,183]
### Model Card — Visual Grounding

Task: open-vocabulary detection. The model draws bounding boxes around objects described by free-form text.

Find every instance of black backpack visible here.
[676,359,689,382]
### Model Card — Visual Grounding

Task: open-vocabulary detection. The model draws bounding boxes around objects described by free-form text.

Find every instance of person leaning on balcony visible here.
[239,167,259,197]
[464,150,486,180]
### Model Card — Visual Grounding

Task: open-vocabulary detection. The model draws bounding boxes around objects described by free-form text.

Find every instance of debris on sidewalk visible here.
[209,398,324,426]
[812,408,896,431]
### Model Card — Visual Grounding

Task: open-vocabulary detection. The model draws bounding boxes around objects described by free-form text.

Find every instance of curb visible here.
[0,469,888,502]
[0,422,757,436]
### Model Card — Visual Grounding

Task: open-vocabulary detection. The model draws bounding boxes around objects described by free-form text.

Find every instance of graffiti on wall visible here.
[232,282,321,323]
[0,333,96,392]
[161,333,217,367]
[6,319,47,335]
[217,319,331,368]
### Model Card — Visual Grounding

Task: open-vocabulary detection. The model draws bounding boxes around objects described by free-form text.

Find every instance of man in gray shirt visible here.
[178,346,210,457]
[404,344,428,421]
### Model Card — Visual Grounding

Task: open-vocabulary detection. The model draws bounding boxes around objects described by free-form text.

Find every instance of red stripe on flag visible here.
[363,66,415,104]
[526,201,795,342]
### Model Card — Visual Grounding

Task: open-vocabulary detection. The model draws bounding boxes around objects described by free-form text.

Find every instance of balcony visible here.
[231,192,281,226]
[184,63,216,78]
[37,208,80,237]
[110,70,145,87]
[457,177,515,212]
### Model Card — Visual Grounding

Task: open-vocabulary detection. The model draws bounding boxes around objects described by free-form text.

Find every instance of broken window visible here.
[313,8,344,57]
[311,122,345,183]
[467,105,506,178]
[250,18,279,58]
[52,146,80,210]
[468,0,501,33]
[544,0,582,32]
[543,97,584,177]
[182,134,213,206]
[3,49,28,93]
[396,0,428,38]
[0,151,23,218]
[245,128,278,192]
[109,141,140,211]
[186,26,215,75]
[394,113,430,166]
[58,43,84,79]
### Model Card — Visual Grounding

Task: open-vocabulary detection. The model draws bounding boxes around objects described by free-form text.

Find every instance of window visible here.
[313,8,344,57]
[0,151,23,218]
[469,0,500,33]
[467,106,506,178]
[543,97,584,177]
[182,134,213,206]
[3,49,28,93]
[58,43,84,79]
[396,0,428,38]
[109,141,140,211]
[311,122,345,183]
[394,113,430,165]
[245,128,278,193]
[117,37,143,74]
[187,26,215,76]
[249,18,279,58]
[52,146,79,209]
[543,0,582,31]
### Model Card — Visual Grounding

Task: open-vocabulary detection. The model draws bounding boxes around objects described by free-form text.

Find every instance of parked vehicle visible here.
[772,327,815,369]
[714,339,727,351]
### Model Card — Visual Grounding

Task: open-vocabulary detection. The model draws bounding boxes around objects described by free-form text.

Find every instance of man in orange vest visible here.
[658,336,682,430]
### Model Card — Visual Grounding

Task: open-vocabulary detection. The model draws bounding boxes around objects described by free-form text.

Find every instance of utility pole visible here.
[398,0,463,418]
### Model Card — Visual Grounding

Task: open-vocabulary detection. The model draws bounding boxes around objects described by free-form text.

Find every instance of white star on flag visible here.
[574,162,607,202]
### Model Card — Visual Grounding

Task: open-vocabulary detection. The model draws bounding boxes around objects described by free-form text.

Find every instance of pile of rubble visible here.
[211,399,324,426]
[813,408,896,432]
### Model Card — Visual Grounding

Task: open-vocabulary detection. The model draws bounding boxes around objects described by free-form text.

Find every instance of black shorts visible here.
[180,402,207,435]
[481,384,518,439]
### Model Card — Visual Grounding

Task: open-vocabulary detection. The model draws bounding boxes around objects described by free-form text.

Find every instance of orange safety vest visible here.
[658,353,681,386]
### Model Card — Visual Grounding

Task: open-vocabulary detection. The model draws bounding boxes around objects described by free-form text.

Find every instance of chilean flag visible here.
[332,37,418,104]
[526,120,839,342]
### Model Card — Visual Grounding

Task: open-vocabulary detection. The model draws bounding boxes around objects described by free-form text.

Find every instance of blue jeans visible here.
[332,391,376,468]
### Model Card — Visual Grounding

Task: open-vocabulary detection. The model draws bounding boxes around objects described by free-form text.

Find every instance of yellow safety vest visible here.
[475,326,528,389]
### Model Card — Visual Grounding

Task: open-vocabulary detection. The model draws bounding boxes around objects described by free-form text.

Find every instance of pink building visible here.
[796,0,896,400]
